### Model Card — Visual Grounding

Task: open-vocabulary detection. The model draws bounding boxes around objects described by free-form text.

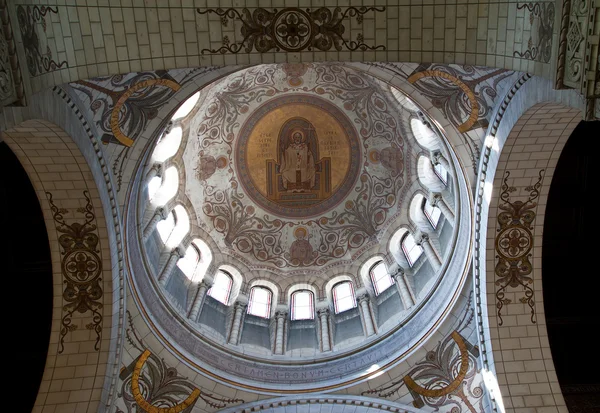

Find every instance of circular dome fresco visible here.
[125,63,473,393]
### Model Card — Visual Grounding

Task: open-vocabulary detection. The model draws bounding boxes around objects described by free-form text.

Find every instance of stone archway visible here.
[479,103,581,412]
[2,119,116,413]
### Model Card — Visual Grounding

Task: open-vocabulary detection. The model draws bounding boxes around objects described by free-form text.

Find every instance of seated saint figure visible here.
[279,130,316,192]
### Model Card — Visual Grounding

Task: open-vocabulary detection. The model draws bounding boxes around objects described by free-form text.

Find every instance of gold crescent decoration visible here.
[407,70,479,133]
[131,349,201,413]
[403,331,470,398]
[110,79,181,147]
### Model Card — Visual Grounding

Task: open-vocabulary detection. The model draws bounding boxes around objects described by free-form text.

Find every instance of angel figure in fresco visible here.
[279,130,316,192]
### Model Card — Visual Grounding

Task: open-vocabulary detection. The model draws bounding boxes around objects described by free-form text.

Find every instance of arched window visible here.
[247,286,272,318]
[291,290,314,320]
[172,92,200,121]
[370,261,394,295]
[207,270,233,305]
[152,166,178,206]
[156,205,189,247]
[156,210,175,242]
[147,175,162,199]
[422,198,442,229]
[176,244,200,280]
[433,162,448,185]
[410,118,437,150]
[153,127,182,162]
[401,233,423,267]
[332,281,356,314]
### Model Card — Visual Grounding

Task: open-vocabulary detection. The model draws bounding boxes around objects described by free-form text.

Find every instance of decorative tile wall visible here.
[2,119,114,413]
[484,102,581,413]
[7,0,557,93]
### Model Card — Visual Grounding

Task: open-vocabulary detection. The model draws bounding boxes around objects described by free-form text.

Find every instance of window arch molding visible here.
[150,165,180,207]
[290,289,315,320]
[324,275,358,314]
[152,125,183,163]
[156,204,190,248]
[389,85,420,112]
[247,286,274,319]
[421,197,442,229]
[176,242,201,281]
[400,232,424,268]
[407,192,440,234]
[178,237,212,283]
[215,264,245,306]
[247,279,280,319]
[409,116,442,152]
[286,283,319,306]
[207,268,234,306]
[171,91,201,121]
[331,281,357,314]
[416,155,446,193]
[388,226,419,270]
[366,258,394,296]
[359,256,388,297]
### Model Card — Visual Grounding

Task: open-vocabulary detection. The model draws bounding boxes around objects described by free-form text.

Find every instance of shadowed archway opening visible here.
[543,121,600,413]
[1,141,53,413]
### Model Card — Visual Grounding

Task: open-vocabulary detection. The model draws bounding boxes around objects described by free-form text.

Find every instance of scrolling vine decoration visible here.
[197,7,386,54]
[117,311,244,412]
[513,2,555,63]
[17,5,68,76]
[47,190,103,353]
[362,293,483,413]
[495,170,544,325]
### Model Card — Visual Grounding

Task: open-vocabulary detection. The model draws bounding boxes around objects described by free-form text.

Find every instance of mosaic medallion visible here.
[236,94,361,218]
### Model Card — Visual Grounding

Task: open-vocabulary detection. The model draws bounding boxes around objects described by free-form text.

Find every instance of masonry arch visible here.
[1,119,117,413]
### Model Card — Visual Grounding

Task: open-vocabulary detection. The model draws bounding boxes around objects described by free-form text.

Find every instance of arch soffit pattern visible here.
[0,85,131,411]
[473,74,583,411]
[1,119,116,413]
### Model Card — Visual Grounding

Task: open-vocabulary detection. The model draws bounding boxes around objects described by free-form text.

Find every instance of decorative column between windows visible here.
[416,233,442,271]
[143,207,167,241]
[431,150,452,175]
[228,300,247,345]
[158,247,184,286]
[392,267,415,309]
[317,308,331,352]
[430,192,455,223]
[274,310,288,355]
[187,279,213,321]
[357,294,376,336]
[145,163,162,183]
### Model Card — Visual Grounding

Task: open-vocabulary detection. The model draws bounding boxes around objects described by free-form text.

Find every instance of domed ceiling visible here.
[182,64,415,273]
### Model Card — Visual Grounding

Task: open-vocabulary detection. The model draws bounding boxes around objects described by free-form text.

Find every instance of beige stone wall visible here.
[2,120,114,413]
[9,0,556,94]
[485,102,580,413]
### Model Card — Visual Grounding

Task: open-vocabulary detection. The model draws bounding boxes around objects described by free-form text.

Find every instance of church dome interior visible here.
[125,63,472,390]
[2,2,598,410]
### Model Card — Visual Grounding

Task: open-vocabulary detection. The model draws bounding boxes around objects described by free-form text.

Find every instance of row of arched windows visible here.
[198,262,397,322]
[145,91,453,327]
